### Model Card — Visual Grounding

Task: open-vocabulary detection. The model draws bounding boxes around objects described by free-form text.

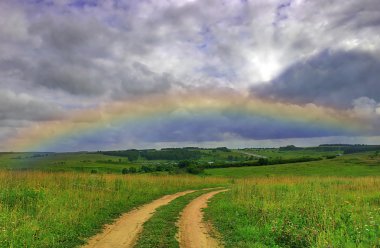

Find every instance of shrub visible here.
[186,165,204,175]
[178,160,191,168]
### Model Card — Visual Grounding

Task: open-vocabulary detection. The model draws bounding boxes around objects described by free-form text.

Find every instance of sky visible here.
[0,0,380,151]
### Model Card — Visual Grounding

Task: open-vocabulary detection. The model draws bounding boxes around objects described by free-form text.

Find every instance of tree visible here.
[178,160,191,168]
[258,158,269,165]
[140,165,152,173]
[186,165,204,175]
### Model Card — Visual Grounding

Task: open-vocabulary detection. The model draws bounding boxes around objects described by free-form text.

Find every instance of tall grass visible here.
[206,177,380,248]
[0,171,226,247]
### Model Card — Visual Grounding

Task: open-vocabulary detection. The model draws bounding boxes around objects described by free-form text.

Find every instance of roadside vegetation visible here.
[0,171,226,248]
[206,177,380,248]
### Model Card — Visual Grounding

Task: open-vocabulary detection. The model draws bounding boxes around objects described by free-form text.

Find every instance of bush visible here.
[178,160,191,168]
[258,158,269,165]
[140,165,152,173]
[186,165,204,174]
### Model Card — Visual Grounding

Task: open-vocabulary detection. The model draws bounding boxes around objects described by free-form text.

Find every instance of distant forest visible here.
[101,148,202,161]
[280,144,380,154]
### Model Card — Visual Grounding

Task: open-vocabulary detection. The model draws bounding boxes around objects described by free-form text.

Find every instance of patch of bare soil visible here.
[82,190,196,248]
[177,189,228,248]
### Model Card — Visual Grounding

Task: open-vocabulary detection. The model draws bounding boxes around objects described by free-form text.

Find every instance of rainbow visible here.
[4,90,369,151]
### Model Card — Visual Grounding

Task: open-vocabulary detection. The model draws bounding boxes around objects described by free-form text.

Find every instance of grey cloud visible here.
[251,50,380,108]
[328,0,380,30]
[1,0,380,150]
[5,0,380,97]
[114,62,174,97]
[0,91,64,122]
[32,61,105,96]
[26,15,115,95]
[0,2,29,43]
[23,6,178,96]
[29,15,113,59]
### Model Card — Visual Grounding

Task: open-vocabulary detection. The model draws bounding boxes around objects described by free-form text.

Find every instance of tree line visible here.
[102,148,202,161]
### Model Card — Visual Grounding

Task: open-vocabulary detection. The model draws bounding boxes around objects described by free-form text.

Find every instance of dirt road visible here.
[177,189,228,248]
[82,190,195,248]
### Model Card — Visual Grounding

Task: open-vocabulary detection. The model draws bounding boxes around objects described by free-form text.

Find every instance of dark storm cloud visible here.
[252,50,380,108]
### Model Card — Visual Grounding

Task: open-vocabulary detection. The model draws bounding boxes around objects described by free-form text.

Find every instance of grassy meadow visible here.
[0,152,139,173]
[206,152,380,177]
[206,177,380,248]
[0,146,379,247]
[0,171,226,247]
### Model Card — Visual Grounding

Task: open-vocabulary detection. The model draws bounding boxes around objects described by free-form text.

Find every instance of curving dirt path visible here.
[177,189,228,248]
[82,190,196,248]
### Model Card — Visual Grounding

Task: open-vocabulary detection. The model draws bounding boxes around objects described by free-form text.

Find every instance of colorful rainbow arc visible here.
[4,91,367,151]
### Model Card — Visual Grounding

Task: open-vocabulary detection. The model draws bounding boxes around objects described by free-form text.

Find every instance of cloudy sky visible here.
[1,0,380,151]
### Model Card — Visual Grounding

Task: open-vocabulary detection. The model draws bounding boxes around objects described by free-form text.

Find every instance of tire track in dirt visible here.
[177,189,228,248]
[82,190,196,248]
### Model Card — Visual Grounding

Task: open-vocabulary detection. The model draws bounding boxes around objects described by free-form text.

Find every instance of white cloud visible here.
[352,97,379,119]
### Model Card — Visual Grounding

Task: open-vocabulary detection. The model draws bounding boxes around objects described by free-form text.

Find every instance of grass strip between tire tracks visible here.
[134,188,222,248]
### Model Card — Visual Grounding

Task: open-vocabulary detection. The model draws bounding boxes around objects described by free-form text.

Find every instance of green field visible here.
[206,152,380,177]
[0,148,250,173]
[2,145,378,175]
[0,152,138,173]
[0,171,226,247]
[206,177,380,247]
[0,146,379,247]
[239,147,341,159]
